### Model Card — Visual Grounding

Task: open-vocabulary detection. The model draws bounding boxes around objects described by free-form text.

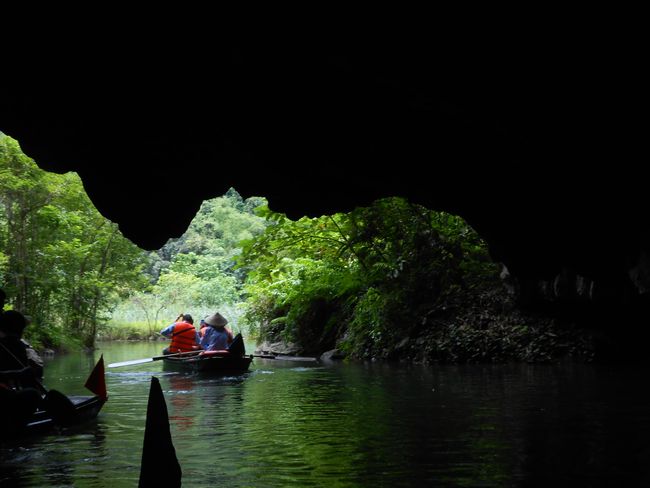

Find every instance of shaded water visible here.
[2,341,650,487]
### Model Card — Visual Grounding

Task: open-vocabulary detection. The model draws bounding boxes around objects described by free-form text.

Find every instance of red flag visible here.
[84,354,108,401]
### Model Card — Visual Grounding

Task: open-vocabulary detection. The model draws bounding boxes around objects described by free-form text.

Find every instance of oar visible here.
[108,350,202,368]
[251,354,319,362]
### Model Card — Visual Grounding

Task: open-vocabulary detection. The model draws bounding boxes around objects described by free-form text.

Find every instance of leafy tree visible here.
[238,198,497,357]
[109,189,268,333]
[0,136,55,312]
[0,135,146,348]
[129,290,168,336]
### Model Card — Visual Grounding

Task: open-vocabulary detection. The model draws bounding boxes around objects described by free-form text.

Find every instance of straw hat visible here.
[204,312,228,327]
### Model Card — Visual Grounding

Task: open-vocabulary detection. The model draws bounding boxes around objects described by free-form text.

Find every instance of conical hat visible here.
[204,312,228,327]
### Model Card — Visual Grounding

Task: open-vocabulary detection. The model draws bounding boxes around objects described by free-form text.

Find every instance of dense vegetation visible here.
[1,134,590,362]
[108,188,267,339]
[0,134,145,349]
[237,201,592,362]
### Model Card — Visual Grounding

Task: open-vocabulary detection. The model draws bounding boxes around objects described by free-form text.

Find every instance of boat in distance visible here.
[162,350,253,373]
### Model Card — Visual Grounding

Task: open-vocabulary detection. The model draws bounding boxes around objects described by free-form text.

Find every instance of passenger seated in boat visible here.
[160,314,201,354]
[200,312,234,351]
[0,306,78,429]
[0,368,41,434]
[0,292,43,378]
[0,310,44,433]
[0,311,44,390]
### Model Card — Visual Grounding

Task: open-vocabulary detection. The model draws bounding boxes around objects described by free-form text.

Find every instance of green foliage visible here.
[1,133,582,363]
[0,135,146,349]
[0,147,268,348]
[343,287,388,356]
[167,253,241,304]
[98,320,155,341]
[109,188,268,335]
[238,197,499,358]
[0,251,8,285]
[237,195,593,362]
[159,188,267,267]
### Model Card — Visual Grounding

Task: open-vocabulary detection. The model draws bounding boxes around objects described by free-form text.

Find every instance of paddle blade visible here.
[84,354,108,401]
[139,376,182,488]
[107,357,154,368]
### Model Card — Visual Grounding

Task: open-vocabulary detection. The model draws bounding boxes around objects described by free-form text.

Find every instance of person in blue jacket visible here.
[199,312,233,351]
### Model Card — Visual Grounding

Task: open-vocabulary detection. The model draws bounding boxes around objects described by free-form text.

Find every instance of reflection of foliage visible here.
[238,197,499,358]
[236,361,516,485]
[0,135,146,349]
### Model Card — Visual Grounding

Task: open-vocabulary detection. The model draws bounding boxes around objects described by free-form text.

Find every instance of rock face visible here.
[255,341,300,356]
[320,349,346,362]
[1,41,647,327]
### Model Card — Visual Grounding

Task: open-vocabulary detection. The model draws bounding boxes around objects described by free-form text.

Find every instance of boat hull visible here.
[2,395,105,441]
[162,354,253,374]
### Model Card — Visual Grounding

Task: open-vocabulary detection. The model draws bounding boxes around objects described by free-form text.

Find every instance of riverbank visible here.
[66,283,600,365]
[397,285,597,364]
[97,321,163,342]
[258,282,598,365]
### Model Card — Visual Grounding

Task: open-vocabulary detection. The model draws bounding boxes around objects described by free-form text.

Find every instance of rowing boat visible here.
[21,395,106,435]
[1,355,107,441]
[162,333,252,374]
[162,350,253,373]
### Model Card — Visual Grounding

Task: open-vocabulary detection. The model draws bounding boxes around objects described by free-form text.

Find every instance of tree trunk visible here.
[86,225,118,348]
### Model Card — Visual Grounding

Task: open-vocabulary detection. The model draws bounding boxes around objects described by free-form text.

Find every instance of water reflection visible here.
[3,343,650,486]
[167,374,196,431]
[1,422,109,487]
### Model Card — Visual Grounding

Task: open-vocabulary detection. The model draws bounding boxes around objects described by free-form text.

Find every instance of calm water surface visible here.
[2,341,650,487]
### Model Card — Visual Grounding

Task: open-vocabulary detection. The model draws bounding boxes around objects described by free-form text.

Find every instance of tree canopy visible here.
[3,134,582,363]
[0,134,145,348]
[237,198,498,357]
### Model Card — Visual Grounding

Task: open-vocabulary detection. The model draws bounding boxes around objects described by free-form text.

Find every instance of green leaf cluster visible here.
[0,135,146,349]
[238,197,498,357]
[112,188,268,334]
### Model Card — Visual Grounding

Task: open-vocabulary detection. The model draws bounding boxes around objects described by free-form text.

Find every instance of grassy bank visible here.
[99,321,162,341]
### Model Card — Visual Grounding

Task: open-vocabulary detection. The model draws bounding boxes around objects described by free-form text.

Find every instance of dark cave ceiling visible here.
[1,41,645,284]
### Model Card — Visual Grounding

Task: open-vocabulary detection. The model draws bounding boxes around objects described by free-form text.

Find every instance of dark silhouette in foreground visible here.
[139,376,182,487]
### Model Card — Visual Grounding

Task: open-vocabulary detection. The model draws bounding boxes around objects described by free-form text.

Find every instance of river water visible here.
[2,341,650,487]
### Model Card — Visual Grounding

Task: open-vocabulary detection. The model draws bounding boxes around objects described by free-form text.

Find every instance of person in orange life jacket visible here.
[160,313,201,355]
[0,309,45,434]
[199,312,233,351]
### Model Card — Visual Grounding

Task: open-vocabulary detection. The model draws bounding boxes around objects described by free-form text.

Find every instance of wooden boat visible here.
[20,395,106,436]
[162,350,253,373]
[162,333,253,374]
[1,355,107,441]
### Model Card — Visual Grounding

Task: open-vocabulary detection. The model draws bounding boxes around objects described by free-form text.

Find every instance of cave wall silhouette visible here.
[1,42,647,328]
